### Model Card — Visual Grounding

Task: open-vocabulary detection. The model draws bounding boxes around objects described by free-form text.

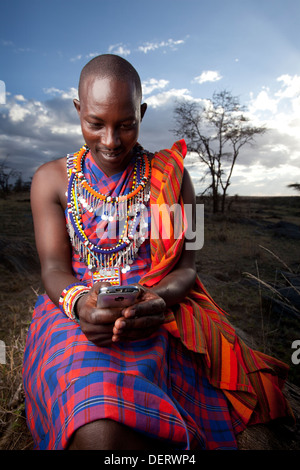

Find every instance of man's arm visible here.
[150,167,197,307]
[30,158,77,305]
[31,159,130,345]
[112,167,197,340]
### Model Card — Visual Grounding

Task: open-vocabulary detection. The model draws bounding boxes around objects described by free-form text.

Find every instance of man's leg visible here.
[68,418,166,450]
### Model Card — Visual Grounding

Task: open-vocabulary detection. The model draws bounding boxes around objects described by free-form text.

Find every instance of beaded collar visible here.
[66,145,151,277]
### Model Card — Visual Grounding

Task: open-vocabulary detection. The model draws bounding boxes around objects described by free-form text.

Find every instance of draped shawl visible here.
[140,139,294,426]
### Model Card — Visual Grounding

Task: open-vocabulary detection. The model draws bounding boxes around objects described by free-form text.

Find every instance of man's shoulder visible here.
[36,155,66,173]
[33,156,67,181]
[31,156,68,203]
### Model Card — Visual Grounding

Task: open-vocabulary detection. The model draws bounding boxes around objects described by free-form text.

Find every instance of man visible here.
[23,55,293,450]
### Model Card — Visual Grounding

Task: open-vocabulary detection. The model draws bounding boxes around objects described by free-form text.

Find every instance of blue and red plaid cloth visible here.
[23,147,245,450]
[23,295,244,450]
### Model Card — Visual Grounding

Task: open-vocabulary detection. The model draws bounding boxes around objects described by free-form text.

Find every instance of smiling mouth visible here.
[98,149,123,159]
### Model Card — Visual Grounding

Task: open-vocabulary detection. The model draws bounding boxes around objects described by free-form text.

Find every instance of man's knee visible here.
[68,418,155,450]
[68,419,124,450]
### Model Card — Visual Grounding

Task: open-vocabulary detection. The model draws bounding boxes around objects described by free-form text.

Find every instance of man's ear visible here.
[140,102,147,121]
[73,98,81,116]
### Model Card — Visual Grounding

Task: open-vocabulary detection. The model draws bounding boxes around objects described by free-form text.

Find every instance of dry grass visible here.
[0,192,299,450]
[0,276,39,449]
[0,192,41,450]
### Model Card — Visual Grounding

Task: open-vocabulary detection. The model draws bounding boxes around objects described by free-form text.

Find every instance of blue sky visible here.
[1,0,300,195]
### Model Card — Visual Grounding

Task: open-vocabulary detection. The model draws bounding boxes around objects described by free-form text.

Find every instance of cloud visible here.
[141,76,197,109]
[193,71,223,84]
[248,74,300,142]
[0,39,33,53]
[141,73,300,196]
[226,73,300,190]
[0,91,82,181]
[145,88,194,109]
[70,52,101,62]
[108,43,131,57]
[70,54,82,62]
[1,72,300,196]
[138,38,185,54]
[228,162,300,197]
[0,80,192,184]
[71,44,131,62]
[249,88,278,114]
[14,94,26,102]
[85,52,101,59]
[43,87,78,100]
[8,102,31,122]
[1,39,14,47]
[0,81,5,105]
[142,79,169,96]
[69,36,187,64]
[276,74,300,100]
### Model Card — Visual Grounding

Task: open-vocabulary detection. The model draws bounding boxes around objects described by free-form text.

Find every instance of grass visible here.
[0,191,299,449]
[0,192,41,449]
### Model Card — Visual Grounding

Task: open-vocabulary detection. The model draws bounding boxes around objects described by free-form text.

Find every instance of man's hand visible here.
[76,283,166,346]
[112,285,166,342]
[76,282,122,346]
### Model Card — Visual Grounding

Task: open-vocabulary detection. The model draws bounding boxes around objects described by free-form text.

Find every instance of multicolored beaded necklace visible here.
[66,145,151,278]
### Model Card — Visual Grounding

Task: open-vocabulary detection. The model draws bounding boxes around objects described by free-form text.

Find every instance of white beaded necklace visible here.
[66,145,151,277]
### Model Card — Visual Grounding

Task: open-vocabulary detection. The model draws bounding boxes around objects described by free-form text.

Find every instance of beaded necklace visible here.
[66,145,151,278]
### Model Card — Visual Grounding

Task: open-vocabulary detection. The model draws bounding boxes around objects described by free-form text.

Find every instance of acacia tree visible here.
[173,90,266,212]
[287,183,300,193]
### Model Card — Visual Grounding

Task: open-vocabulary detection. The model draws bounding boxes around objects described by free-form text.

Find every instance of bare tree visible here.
[0,157,20,198]
[173,90,266,212]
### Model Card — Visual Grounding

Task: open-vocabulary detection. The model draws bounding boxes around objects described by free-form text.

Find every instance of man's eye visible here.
[88,122,103,128]
[121,122,136,129]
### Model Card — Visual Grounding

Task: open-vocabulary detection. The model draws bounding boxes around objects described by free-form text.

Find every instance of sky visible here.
[0,0,300,196]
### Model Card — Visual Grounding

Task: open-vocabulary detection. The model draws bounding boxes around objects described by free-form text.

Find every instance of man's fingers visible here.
[88,307,122,324]
[122,297,166,319]
[114,312,164,333]
[112,325,160,343]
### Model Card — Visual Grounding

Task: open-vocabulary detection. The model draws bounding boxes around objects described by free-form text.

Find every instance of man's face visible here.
[74,76,146,176]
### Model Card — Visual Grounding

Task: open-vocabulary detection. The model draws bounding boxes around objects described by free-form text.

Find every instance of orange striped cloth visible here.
[140,140,294,426]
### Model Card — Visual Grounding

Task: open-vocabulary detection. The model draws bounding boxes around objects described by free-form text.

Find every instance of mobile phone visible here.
[97,285,140,308]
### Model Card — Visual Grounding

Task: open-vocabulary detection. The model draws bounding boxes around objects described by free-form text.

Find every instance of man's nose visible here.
[101,127,121,149]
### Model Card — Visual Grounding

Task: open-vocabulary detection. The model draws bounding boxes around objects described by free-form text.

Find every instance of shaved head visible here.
[73,54,147,176]
[78,54,142,102]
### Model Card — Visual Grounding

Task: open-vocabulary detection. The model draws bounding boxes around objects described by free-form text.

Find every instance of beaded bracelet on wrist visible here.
[59,283,91,323]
